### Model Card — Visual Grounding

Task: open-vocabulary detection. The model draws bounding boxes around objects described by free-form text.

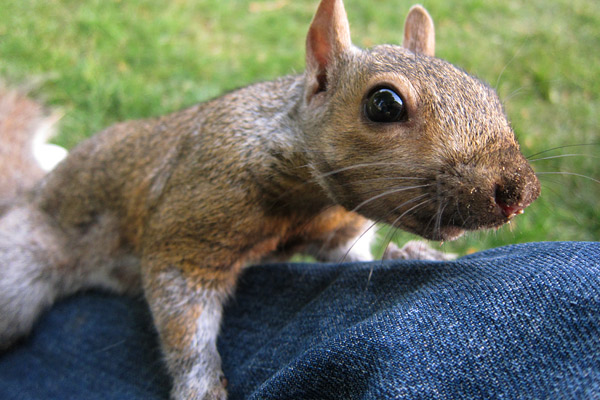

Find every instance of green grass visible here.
[0,0,598,254]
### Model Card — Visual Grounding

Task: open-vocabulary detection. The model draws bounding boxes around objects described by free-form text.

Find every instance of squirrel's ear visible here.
[402,5,435,57]
[305,0,352,98]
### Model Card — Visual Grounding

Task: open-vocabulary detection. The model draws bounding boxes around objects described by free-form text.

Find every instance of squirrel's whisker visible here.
[536,171,600,185]
[528,154,600,163]
[351,185,432,214]
[335,177,429,187]
[526,143,599,160]
[315,162,430,179]
[377,198,434,260]
[339,194,431,264]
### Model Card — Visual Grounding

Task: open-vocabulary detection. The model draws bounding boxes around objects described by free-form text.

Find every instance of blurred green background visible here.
[0,0,598,254]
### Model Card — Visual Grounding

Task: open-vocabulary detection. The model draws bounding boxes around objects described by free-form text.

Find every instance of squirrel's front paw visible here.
[383,240,456,261]
[171,369,228,400]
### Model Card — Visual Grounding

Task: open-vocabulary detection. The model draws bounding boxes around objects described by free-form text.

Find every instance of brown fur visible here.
[0,2,539,399]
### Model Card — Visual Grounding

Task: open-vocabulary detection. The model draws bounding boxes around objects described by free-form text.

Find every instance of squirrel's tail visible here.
[0,86,66,210]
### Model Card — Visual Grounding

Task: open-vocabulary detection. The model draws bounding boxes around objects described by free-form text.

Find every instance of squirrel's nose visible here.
[495,198,525,219]
[493,159,541,220]
[494,183,532,219]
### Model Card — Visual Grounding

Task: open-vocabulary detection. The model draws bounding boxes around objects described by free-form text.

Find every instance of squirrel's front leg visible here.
[302,208,454,262]
[142,252,232,400]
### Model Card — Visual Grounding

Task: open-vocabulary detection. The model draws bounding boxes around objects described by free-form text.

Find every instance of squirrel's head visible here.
[300,0,540,241]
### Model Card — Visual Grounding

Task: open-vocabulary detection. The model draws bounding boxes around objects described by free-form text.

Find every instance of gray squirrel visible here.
[0,1,540,399]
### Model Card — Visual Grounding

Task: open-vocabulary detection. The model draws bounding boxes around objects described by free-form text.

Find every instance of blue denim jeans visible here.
[1,241,599,399]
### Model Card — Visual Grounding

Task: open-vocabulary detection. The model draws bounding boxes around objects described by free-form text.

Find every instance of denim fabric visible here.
[0,241,598,399]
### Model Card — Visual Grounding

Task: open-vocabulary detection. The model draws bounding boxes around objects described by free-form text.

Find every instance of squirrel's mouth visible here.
[391,207,518,241]
[408,224,466,242]
[409,215,515,241]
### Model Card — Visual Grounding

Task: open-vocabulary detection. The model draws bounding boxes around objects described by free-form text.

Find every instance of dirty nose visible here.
[495,196,525,218]
[494,172,541,219]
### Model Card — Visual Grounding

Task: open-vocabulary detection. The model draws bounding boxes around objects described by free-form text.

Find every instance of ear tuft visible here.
[305,0,352,98]
[403,5,435,57]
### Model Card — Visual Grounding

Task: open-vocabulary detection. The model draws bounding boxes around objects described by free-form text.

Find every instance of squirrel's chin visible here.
[424,226,465,242]
[396,221,465,242]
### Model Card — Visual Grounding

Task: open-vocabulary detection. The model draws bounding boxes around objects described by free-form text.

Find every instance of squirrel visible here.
[0,1,540,399]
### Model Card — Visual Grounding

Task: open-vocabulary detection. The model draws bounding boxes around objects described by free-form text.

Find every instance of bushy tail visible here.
[0,85,65,210]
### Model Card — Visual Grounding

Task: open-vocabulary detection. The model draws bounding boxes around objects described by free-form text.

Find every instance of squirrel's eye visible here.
[364,88,407,123]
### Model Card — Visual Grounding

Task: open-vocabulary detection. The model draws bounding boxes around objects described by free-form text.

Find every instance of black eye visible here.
[364,87,407,123]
